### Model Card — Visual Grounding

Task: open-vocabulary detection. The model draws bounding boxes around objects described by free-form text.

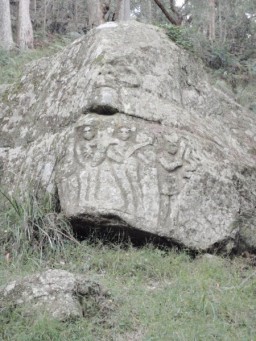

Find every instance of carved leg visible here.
[159,195,170,227]
[110,163,133,213]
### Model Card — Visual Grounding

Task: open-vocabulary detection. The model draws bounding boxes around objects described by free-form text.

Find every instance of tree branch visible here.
[153,0,182,25]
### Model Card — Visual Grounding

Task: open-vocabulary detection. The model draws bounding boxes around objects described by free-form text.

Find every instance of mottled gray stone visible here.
[0,269,109,321]
[0,21,255,252]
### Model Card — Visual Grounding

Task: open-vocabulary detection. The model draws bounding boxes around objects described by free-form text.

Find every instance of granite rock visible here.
[0,21,255,251]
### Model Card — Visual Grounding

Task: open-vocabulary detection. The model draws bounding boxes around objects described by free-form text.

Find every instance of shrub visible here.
[161,24,193,51]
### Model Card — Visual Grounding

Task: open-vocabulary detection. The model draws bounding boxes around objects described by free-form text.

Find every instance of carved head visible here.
[164,134,179,155]
[117,126,134,141]
[82,125,97,141]
[75,114,99,141]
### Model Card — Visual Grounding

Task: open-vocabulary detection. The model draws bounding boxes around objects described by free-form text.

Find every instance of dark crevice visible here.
[69,214,184,251]
[85,105,119,115]
[68,213,249,257]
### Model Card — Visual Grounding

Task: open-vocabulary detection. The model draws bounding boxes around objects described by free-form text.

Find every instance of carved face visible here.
[83,126,96,141]
[167,142,178,155]
[117,127,131,141]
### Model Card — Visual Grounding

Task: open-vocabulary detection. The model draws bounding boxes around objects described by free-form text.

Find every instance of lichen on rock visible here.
[0,21,255,252]
[0,269,111,321]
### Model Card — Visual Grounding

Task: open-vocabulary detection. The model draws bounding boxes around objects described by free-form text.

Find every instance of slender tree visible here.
[87,0,113,28]
[208,0,216,41]
[87,0,104,28]
[17,0,34,49]
[140,0,153,23]
[0,0,14,50]
[116,0,131,20]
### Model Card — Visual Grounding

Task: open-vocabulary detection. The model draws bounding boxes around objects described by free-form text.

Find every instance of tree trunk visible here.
[43,0,47,37]
[153,0,182,25]
[17,0,34,49]
[74,1,78,27]
[208,0,216,41]
[116,0,130,21]
[87,0,112,28]
[141,0,152,23]
[33,0,36,15]
[87,0,99,27]
[0,0,14,50]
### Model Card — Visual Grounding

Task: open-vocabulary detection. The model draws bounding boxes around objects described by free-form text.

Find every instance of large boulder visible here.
[0,21,255,252]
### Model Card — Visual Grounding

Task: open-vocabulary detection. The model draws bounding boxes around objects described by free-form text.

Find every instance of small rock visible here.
[0,269,111,321]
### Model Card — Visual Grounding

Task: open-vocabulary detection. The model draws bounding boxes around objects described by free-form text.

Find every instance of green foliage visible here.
[0,189,77,259]
[0,35,71,85]
[178,0,256,108]
[161,24,193,51]
[0,241,256,340]
[203,46,232,70]
[163,17,255,113]
[0,49,13,67]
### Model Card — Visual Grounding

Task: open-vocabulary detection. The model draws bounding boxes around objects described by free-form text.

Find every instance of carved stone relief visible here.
[157,134,199,228]
[57,113,200,232]
[2,21,256,252]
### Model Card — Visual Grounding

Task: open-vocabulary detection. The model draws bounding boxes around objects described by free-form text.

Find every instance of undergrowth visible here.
[0,189,255,340]
[0,189,77,260]
[163,24,256,114]
[0,191,256,340]
[0,35,72,85]
[161,24,193,51]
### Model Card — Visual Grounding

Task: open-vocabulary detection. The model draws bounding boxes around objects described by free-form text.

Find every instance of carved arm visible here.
[159,155,183,171]
[107,147,124,163]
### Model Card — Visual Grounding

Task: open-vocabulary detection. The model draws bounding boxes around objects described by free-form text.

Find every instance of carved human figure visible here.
[57,122,99,211]
[136,132,160,224]
[157,134,185,226]
[107,126,151,214]
[75,122,120,206]
[74,122,101,203]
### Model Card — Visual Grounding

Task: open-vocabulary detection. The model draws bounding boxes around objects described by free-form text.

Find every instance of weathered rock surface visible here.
[0,269,110,321]
[0,21,255,252]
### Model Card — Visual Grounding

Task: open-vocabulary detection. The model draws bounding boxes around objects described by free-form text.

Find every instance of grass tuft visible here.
[0,189,78,261]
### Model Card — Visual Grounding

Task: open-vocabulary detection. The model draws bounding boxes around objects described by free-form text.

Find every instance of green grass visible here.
[0,35,72,85]
[0,239,255,341]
